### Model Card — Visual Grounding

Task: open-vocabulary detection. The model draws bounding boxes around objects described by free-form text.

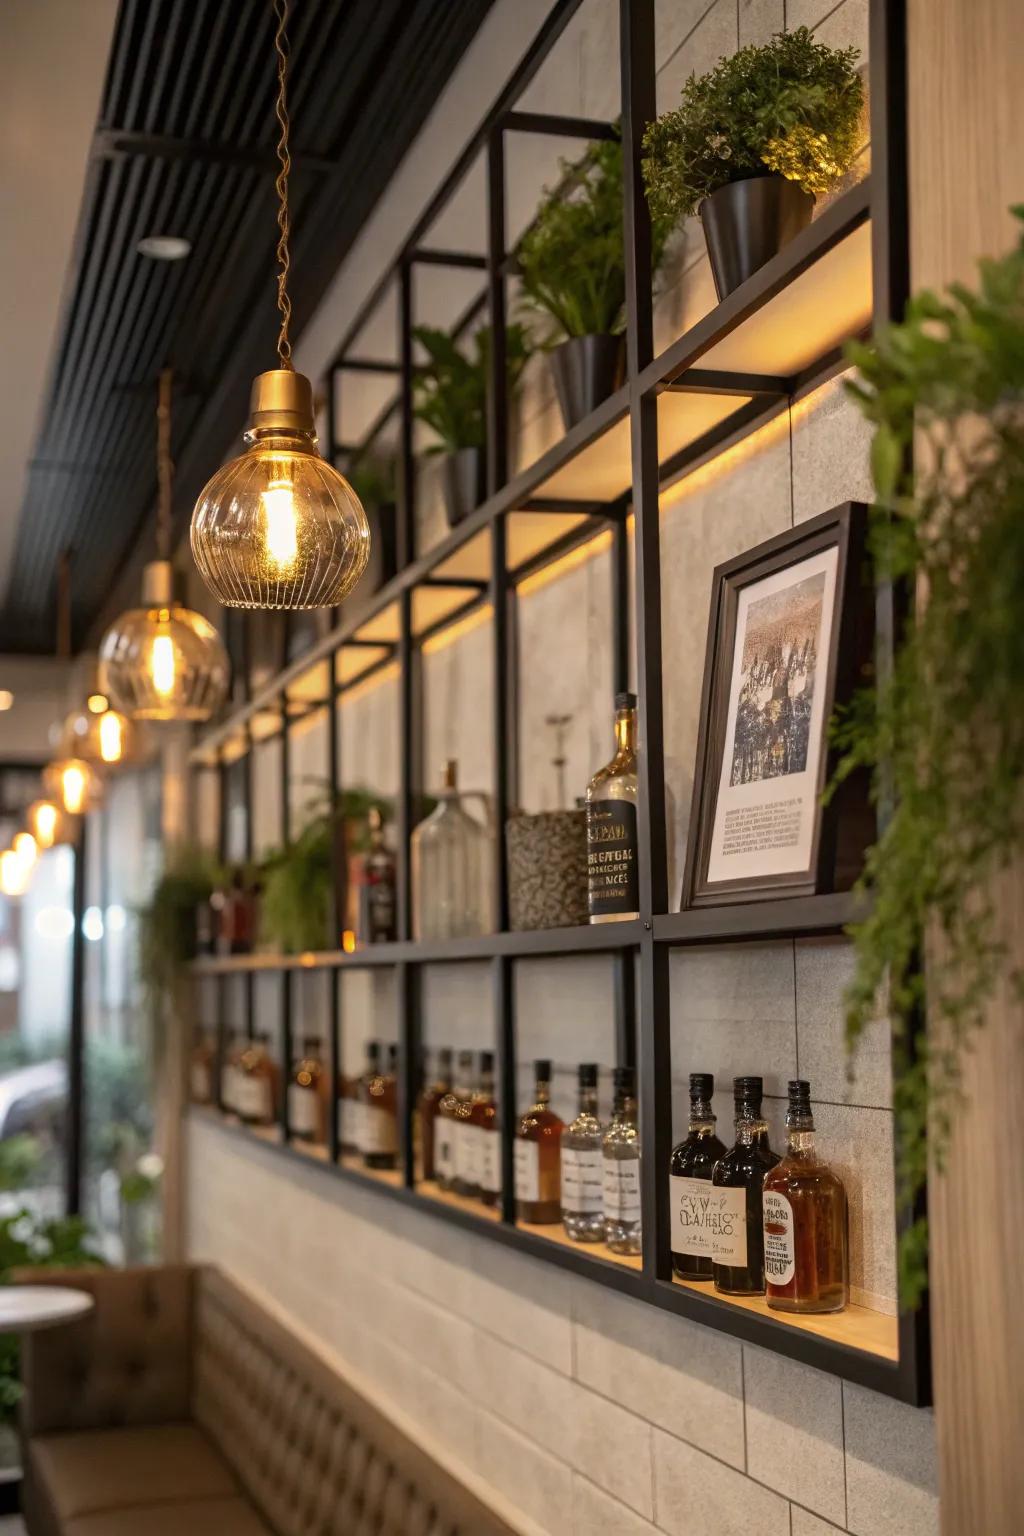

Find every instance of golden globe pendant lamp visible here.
[190,368,370,609]
[60,693,136,768]
[43,758,103,817]
[100,560,230,722]
[27,798,71,850]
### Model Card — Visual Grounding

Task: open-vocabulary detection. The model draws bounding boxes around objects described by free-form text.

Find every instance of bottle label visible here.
[479,1129,501,1194]
[586,800,639,917]
[455,1122,480,1187]
[236,1073,271,1122]
[363,1105,398,1155]
[763,1189,796,1285]
[670,1175,744,1260]
[705,1183,748,1266]
[288,1084,319,1139]
[561,1147,603,1213]
[343,1099,365,1152]
[435,1122,456,1183]
[602,1156,641,1221]
[514,1138,540,1203]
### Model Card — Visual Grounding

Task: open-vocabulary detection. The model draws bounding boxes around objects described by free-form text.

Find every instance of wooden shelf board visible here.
[417,1179,502,1223]
[290,1138,330,1162]
[432,528,492,583]
[338,1153,404,1188]
[670,1276,898,1362]
[516,1218,644,1273]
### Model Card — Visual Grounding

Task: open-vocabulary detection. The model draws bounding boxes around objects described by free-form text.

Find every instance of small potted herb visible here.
[643,27,864,299]
[412,323,530,527]
[518,138,672,429]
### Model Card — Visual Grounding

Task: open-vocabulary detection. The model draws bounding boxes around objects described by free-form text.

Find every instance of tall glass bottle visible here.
[474,1051,501,1208]
[586,693,639,924]
[603,1066,641,1255]
[417,1047,452,1182]
[515,1059,564,1224]
[669,1073,728,1281]
[561,1063,605,1243]
[359,806,397,943]
[411,760,493,940]
[763,1080,849,1314]
[711,1076,780,1296]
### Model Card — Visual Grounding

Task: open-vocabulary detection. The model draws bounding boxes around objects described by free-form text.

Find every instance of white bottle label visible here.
[602,1156,641,1221]
[455,1122,480,1187]
[435,1120,456,1183]
[706,1183,748,1266]
[363,1105,398,1155]
[561,1147,603,1213]
[343,1099,365,1152]
[479,1129,501,1194]
[763,1189,795,1285]
[670,1176,743,1260]
[236,1073,271,1122]
[514,1138,539,1202]
[288,1084,319,1139]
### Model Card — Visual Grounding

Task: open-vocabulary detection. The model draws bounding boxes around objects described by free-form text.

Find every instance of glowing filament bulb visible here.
[62,764,87,816]
[0,849,28,897]
[150,632,177,698]
[98,710,124,764]
[32,801,58,849]
[13,832,37,875]
[262,475,298,571]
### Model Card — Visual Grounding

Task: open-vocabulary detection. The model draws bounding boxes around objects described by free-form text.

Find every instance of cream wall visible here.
[188,3,938,1534]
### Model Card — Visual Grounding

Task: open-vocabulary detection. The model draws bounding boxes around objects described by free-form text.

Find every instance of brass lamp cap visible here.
[249,369,316,433]
[141,560,175,606]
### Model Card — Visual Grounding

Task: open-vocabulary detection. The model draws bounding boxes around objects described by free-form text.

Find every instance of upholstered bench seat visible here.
[28,1423,240,1524]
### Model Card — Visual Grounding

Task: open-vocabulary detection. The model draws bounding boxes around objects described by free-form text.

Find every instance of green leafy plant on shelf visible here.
[517,136,674,342]
[411,323,531,452]
[642,27,864,222]
[138,844,223,1047]
[347,454,396,511]
[832,206,1024,1306]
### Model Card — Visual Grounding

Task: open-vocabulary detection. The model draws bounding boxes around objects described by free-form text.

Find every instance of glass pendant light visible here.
[12,832,37,877]
[189,0,369,610]
[43,758,103,818]
[27,798,70,850]
[99,370,230,721]
[59,690,136,768]
[0,848,30,898]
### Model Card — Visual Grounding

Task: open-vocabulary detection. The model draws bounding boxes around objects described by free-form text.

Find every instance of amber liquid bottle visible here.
[763,1080,849,1314]
[362,1042,399,1170]
[515,1059,564,1224]
[417,1047,453,1182]
[711,1076,780,1296]
[288,1035,325,1143]
[669,1073,728,1281]
[473,1052,501,1208]
[585,694,639,924]
[236,1033,277,1127]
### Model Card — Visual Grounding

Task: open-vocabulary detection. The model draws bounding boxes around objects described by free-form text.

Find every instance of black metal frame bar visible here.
[189,0,927,1407]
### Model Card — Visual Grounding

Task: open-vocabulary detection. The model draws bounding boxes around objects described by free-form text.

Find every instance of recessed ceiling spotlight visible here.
[136,234,192,261]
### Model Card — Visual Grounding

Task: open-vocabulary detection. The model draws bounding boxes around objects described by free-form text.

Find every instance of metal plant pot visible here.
[549,333,625,431]
[700,176,815,300]
[443,446,486,528]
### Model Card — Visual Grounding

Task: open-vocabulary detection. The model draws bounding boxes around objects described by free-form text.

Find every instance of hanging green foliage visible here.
[835,207,1024,1305]
[411,323,531,453]
[138,844,223,1057]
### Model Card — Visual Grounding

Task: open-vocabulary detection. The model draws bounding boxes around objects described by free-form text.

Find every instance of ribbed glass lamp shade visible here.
[60,701,135,767]
[190,369,370,610]
[43,758,103,817]
[99,561,230,723]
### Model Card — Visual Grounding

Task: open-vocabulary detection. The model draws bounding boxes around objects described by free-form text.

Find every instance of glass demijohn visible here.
[411,760,493,940]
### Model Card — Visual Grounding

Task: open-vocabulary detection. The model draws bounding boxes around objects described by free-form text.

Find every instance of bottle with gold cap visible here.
[411,760,493,941]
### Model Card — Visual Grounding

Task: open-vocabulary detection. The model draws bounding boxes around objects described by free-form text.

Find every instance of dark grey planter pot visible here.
[443,446,486,528]
[549,333,625,431]
[700,176,815,300]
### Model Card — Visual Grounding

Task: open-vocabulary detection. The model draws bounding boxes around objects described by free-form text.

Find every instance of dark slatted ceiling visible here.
[2,0,493,653]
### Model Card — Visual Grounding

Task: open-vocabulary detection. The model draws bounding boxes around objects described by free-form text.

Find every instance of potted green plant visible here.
[412,323,530,526]
[518,137,672,429]
[347,454,398,591]
[139,846,222,1051]
[642,27,864,300]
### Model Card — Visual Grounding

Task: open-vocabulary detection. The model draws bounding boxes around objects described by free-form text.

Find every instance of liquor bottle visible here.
[669,1073,728,1281]
[585,693,639,924]
[711,1076,780,1296]
[190,1026,214,1105]
[220,869,255,955]
[603,1066,641,1255]
[359,807,397,944]
[288,1035,325,1143]
[474,1051,501,1208]
[351,1041,379,1162]
[417,1047,453,1182]
[338,1069,361,1157]
[221,1028,241,1114]
[561,1063,605,1243]
[763,1080,849,1314]
[236,1033,276,1127]
[434,1060,465,1193]
[361,1042,399,1170]
[515,1059,564,1224]
[452,1050,480,1197]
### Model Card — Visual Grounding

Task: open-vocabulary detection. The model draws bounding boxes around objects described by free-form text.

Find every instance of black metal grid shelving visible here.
[188,0,929,1406]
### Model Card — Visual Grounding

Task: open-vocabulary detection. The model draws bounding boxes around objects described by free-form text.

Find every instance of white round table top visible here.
[0,1286,95,1333]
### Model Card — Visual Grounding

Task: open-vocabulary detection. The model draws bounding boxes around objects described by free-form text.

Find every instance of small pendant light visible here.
[59,687,136,768]
[99,370,230,721]
[45,553,106,818]
[189,0,369,610]
[27,798,73,850]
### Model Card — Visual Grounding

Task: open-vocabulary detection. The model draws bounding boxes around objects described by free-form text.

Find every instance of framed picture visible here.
[682,502,873,908]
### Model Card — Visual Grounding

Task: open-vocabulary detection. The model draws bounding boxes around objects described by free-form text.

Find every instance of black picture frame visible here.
[682,501,874,909]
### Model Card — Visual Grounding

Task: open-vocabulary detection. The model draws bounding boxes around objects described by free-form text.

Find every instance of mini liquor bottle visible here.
[434,1060,465,1193]
[515,1059,564,1224]
[763,1080,849,1314]
[603,1066,641,1255]
[561,1063,605,1243]
[474,1051,501,1208]
[361,1042,399,1170]
[417,1047,453,1182]
[190,1026,214,1105]
[452,1050,480,1197]
[359,807,397,943]
[236,1033,276,1127]
[669,1073,728,1281]
[712,1076,780,1296]
[288,1034,325,1143]
[585,693,639,924]
[352,1041,380,1163]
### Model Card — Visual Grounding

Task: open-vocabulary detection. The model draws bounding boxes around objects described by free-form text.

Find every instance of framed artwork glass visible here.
[682,502,873,908]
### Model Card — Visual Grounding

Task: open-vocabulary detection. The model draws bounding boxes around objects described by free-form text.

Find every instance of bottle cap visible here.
[459,1048,474,1068]
[614,690,637,710]
[479,1050,494,1072]
[578,1062,598,1088]
[733,1075,763,1112]
[367,1040,380,1063]
[387,1043,398,1068]
[613,1064,635,1093]
[535,1058,552,1080]
[438,1046,453,1070]
[689,1072,714,1099]
[787,1079,812,1105]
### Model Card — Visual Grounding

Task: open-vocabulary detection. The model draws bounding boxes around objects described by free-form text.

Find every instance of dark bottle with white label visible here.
[561,1063,605,1243]
[669,1073,728,1281]
[585,693,639,924]
[603,1066,641,1255]
[762,1080,849,1314]
[711,1076,780,1296]
[359,807,397,943]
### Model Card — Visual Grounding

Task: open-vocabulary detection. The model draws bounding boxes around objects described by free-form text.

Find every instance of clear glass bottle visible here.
[763,1080,849,1314]
[288,1034,325,1143]
[669,1072,728,1281]
[515,1059,564,1224]
[474,1051,501,1208]
[417,1047,452,1182]
[452,1049,480,1197]
[361,1042,398,1170]
[359,806,397,943]
[586,693,639,924]
[712,1076,781,1296]
[411,759,493,940]
[561,1063,605,1243]
[603,1065,641,1254]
